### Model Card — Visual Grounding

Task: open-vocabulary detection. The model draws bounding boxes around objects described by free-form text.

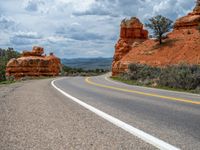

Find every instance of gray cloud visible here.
[0,15,16,30]
[0,0,195,58]
[69,33,104,41]
[10,31,41,45]
[10,37,38,45]
[24,0,45,12]
[73,0,119,17]
[14,31,42,39]
[56,24,106,41]
[73,0,144,18]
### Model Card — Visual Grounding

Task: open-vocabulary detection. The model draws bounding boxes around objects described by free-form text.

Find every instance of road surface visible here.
[1,75,200,149]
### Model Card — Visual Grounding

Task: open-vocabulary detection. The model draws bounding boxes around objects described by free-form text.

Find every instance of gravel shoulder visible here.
[0,78,154,150]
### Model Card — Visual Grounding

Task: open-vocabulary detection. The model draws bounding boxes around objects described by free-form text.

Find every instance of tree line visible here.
[0,48,21,82]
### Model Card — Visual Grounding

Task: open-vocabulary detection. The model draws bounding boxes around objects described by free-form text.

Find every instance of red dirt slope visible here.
[112,1,200,76]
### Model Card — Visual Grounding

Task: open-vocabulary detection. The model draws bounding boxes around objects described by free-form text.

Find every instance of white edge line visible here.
[105,76,200,97]
[51,78,180,150]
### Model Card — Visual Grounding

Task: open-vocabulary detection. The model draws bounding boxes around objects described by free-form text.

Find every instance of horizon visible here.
[0,0,196,58]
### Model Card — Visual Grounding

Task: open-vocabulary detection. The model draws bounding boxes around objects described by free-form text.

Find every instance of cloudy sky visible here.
[0,0,195,58]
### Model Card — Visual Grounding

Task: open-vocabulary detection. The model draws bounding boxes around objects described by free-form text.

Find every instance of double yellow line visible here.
[85,77,200,105]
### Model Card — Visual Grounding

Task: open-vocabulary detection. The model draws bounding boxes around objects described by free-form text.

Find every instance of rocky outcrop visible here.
[112,17,148,76]
[174,0,200,29]
[112,1,200,76]
[6,46,61,79]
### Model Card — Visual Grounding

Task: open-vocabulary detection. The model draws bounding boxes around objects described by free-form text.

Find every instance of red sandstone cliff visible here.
[112,1,200,76]
[6,46,61,79]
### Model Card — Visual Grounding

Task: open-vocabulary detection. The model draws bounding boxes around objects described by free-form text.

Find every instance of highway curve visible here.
[53,74,200,150]
[0,75,200,150]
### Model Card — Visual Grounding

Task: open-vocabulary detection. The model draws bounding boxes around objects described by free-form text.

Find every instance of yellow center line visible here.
[85,77,200,105]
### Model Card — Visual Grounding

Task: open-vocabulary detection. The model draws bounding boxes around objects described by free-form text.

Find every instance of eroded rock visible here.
[112,17,148,76]
[6,46,61,79]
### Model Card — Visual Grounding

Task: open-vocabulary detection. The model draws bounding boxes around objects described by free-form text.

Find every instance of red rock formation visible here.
[22,46,44,57]
[174,0,200,29]
[6,46,61,79]
[194,0,200,13]
[112,2,200,76]
[112,17,148,76]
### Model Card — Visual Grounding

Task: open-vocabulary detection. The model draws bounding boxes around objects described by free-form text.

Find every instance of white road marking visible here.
[51,78,180,150]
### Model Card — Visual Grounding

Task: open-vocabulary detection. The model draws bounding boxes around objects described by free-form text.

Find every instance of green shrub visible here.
[62,65,108,76]
[119,63,200,92]
[128,63,161,81]
[159,64,200,90]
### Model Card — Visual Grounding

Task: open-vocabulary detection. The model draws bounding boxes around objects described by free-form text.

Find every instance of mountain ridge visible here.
[62,57,112,70]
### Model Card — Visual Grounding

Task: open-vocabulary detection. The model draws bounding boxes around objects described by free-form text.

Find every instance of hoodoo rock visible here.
[174,0,200,29]
[112,1,200,76]
[112,17,148,76]
[6,46,61,79]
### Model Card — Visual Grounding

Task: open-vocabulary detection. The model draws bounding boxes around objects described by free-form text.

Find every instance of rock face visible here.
[112,2,200,76]
[6,46,61,79]
[112,17,148,76]
[174,0,200,29]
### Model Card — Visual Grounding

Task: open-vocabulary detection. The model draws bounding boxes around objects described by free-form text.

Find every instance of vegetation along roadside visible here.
[112,63,200,94]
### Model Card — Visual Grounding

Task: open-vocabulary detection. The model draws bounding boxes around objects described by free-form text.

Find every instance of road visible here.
[1,75,200,150]
[53,74,200,150]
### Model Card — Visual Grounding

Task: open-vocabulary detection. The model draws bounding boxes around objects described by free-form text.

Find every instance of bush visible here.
[62,65,109,76]
[128,63,161,81]
[119,63,200,92]
[159,64,200,90]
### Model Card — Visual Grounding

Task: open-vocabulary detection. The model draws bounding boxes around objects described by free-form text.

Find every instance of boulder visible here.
[6,46,61,79]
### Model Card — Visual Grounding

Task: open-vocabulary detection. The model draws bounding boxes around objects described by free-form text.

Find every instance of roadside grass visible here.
[111,76,199,94]
[0,80,16,85]
[0,76,54,85]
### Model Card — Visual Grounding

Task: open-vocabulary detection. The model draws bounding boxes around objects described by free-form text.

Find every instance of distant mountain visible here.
[61,57,113,70]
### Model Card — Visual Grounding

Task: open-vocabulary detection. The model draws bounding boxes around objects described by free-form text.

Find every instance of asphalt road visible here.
[53,74,200,150]
[0,78,154,150]
[0,75,200,150]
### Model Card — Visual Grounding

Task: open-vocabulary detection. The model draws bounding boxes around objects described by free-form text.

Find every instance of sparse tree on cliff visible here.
[145,15,173,44]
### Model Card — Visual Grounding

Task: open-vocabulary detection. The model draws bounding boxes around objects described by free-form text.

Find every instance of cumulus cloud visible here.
[0,0,196,58]
[73,0,145,18]
[24,0,46,13]
[10,31,41,45]
[14,31,42,39]
[0,15,16,30]
[151,0,195,20]
[73,0,119,17]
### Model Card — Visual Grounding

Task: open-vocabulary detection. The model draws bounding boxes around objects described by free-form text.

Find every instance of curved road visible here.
[1,75,200,150]
[53,74,200,150]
